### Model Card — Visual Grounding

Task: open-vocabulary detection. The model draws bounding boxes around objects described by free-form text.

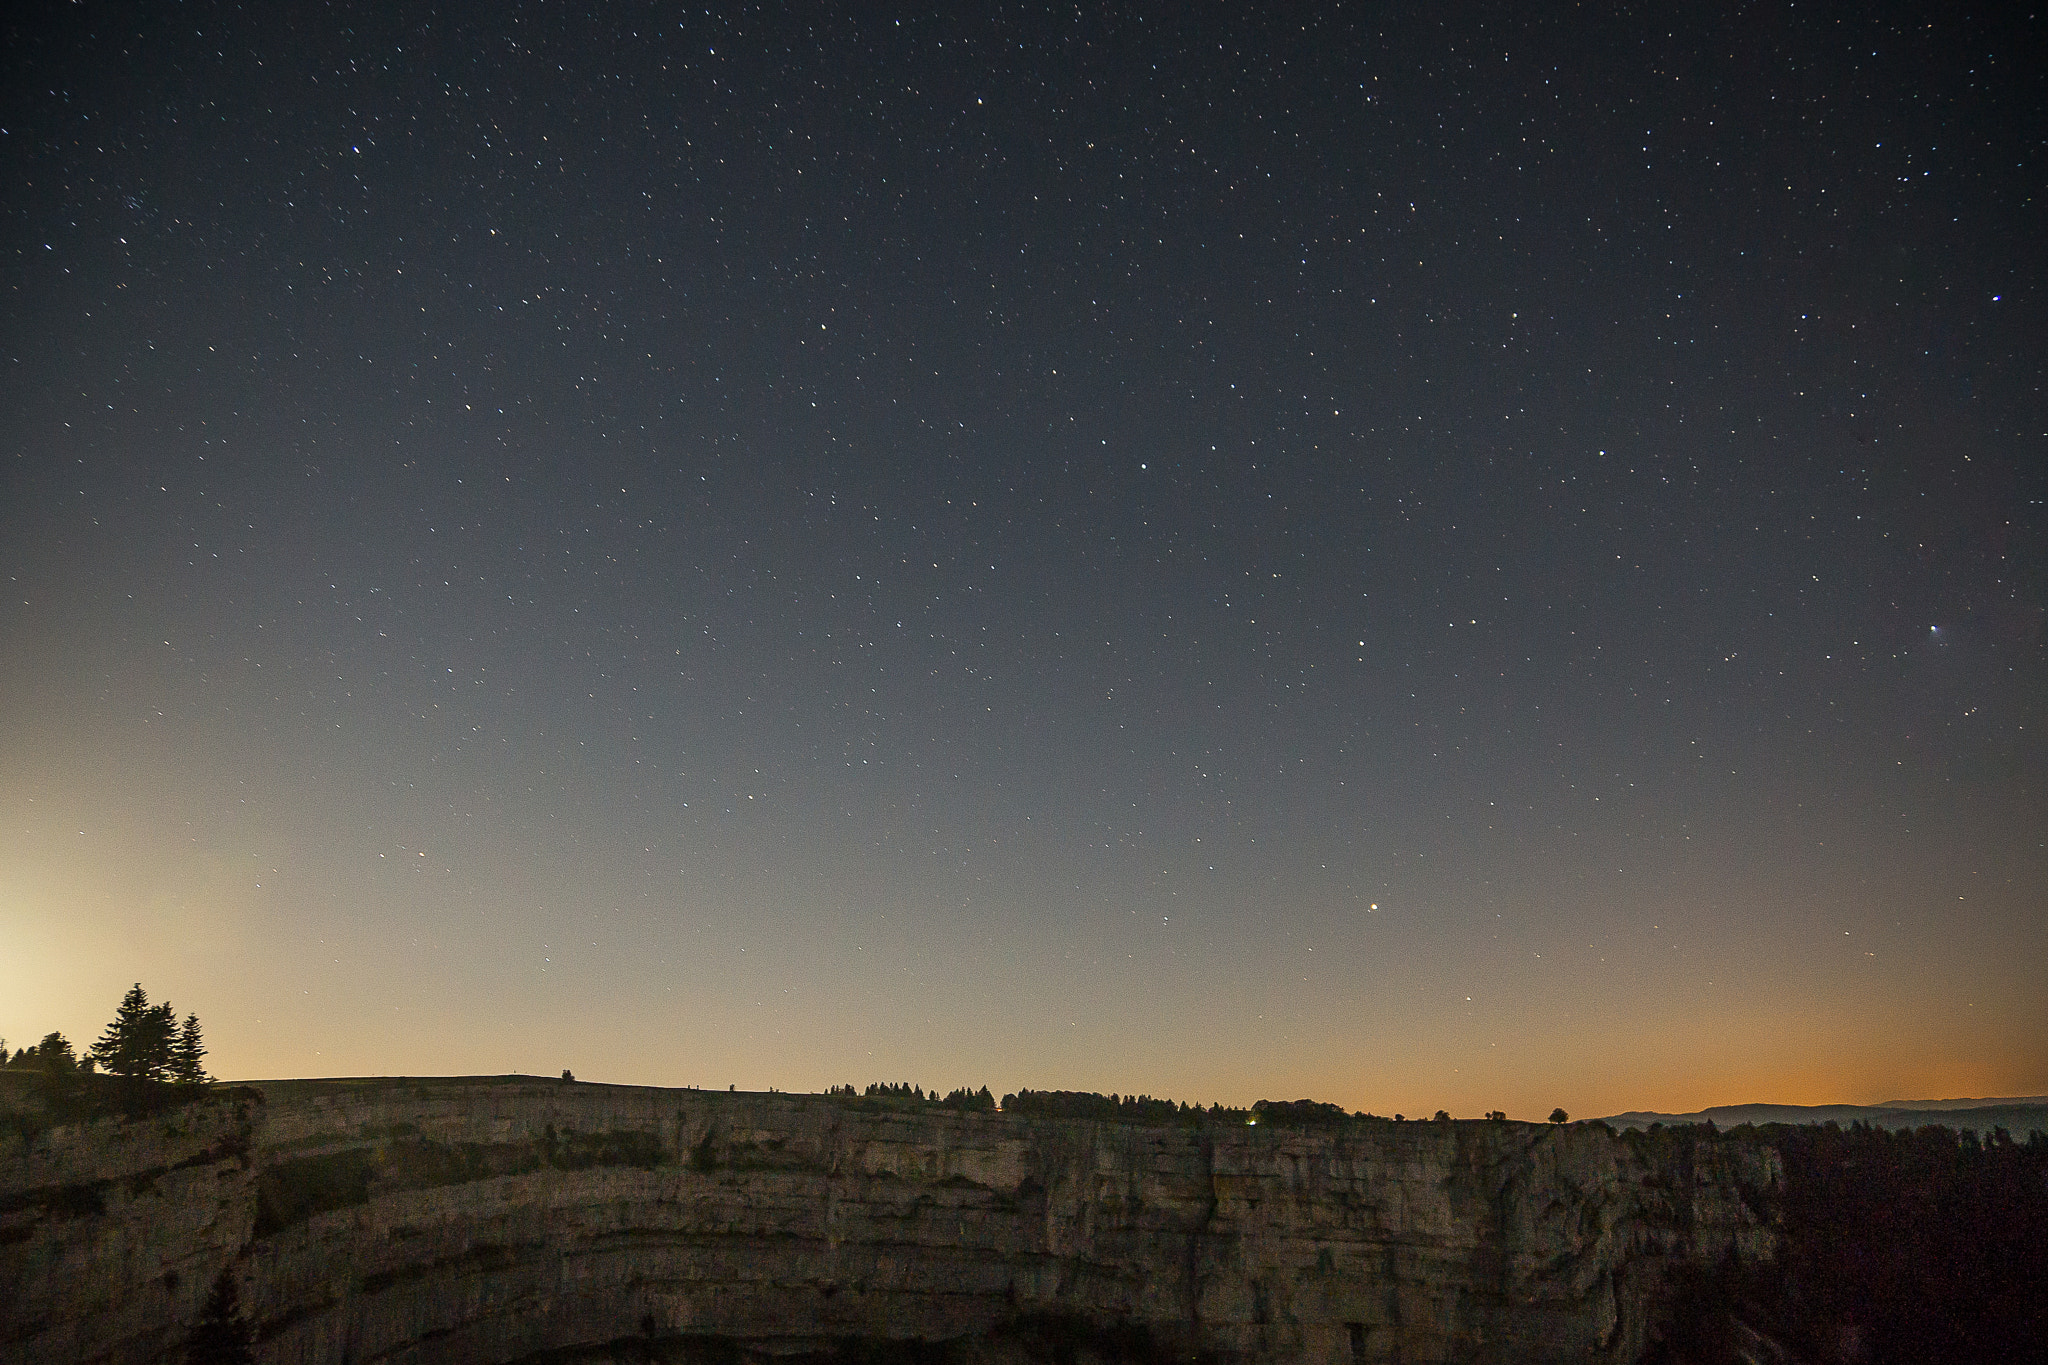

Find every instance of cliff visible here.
[0,1077,1778,1364]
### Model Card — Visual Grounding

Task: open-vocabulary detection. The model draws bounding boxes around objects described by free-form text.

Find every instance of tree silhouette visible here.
[172,1014,210,1088]
[1549,1107,1570,1124]
[184,1268,253,1365]
[10,1032,76,1073]
[940,1085,996,1112]
[89,984,179,1082]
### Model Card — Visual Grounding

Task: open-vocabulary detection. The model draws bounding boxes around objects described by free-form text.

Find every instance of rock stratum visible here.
[1,1077,1778,1364]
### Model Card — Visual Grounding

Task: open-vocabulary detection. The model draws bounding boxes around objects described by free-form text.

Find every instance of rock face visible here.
[0,1078,1778,1364]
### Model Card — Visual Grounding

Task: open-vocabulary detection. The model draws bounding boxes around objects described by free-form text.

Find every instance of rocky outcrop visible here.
[0,1077,1778,1364]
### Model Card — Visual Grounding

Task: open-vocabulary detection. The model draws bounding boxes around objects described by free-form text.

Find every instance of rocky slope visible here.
[0,1077,1778,1364]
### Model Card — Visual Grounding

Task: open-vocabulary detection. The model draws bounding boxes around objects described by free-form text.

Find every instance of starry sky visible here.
[3,3,2043,1120]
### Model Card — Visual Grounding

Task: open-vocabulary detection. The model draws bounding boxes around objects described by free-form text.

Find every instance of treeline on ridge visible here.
[825,1082,998,1111]
[1003,1090,1251,1125]
[1004,1093,1400,1127]
[821,1085,1525,1129]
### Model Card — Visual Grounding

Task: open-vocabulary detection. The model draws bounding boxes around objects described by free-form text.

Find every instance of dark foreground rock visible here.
[1,1077,1778,1364]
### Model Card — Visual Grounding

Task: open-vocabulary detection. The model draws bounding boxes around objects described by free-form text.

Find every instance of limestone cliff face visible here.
[0,1078,1777,1364]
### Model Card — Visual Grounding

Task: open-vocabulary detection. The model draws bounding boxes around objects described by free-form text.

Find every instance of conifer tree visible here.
[90,984,180,1081]
[90,984,154,1078]
[172,1014,210,1088]
[35,1032,76,1073]
[150,1002,178,1075]
[184,1268,253,1365]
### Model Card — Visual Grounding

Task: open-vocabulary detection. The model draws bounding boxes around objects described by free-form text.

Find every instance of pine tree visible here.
[184,1268,253,1365]
[91,984,154,1078]
[148,1002,178,1079]
[34,1032,76,1073]
[90,984,180,1082]
[172,1014,210,1088]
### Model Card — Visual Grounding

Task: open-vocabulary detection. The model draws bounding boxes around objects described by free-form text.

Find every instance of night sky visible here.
[4,3,2043,1120]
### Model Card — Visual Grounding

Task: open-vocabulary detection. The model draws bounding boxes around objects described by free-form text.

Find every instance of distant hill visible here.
[1876,1094,2048,1110]
[1598,1096,2048,1138]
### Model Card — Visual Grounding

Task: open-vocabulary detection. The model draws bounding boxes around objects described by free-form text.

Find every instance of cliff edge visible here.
[0,1077,1777,1364]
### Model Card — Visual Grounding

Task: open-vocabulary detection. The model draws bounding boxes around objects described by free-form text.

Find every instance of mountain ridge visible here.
[1598,1096,2048,1136]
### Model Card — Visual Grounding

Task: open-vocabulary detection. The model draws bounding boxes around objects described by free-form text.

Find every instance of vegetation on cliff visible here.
[2,983,215,1137]
[820,1082,1566,1131]
[182,1270,254,1365]
[4,982,210,1089]
[89,983,209,1086]
[1001,1089,1243,1125]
